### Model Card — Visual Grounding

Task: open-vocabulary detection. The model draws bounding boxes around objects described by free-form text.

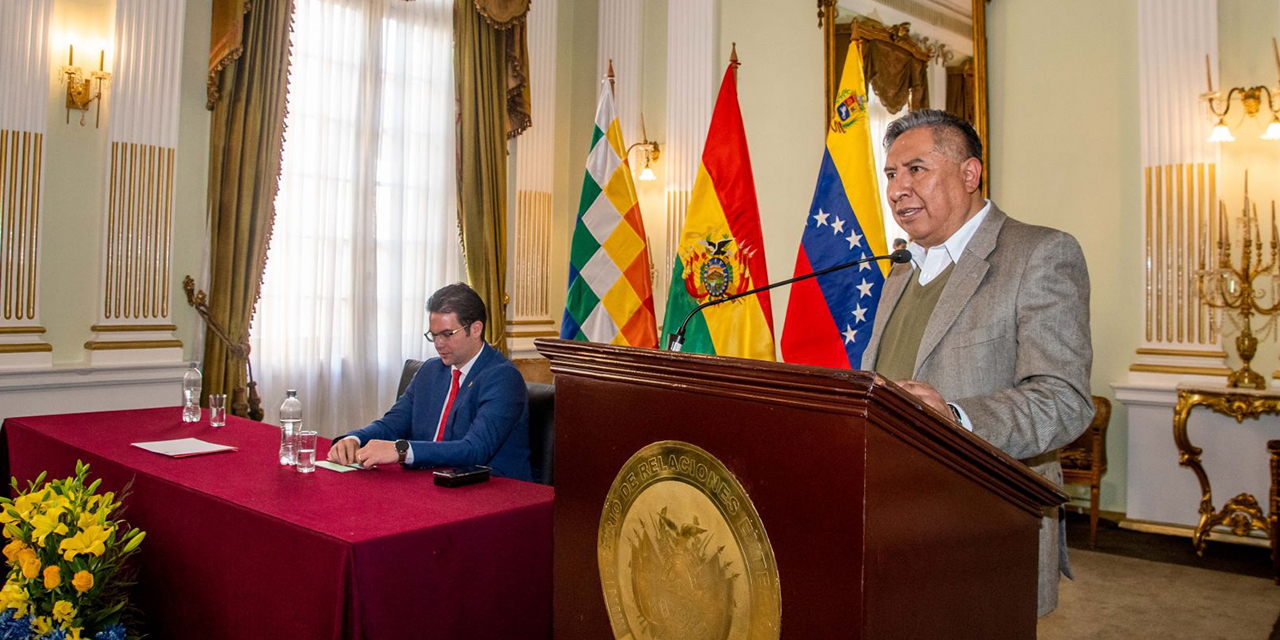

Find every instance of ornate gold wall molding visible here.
[0,130,42,323]
[512,189,552,320]
[1145,162,1217,345]
[103,141,175,322]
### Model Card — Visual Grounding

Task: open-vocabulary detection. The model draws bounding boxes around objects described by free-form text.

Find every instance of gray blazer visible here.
[861,204,1094,617]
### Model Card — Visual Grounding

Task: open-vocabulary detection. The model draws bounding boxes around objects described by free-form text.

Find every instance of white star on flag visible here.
[813,209,829,227]
[858,260,871,271]
[856,279,874,297]
[846,230,862,249]
[851,304,867,323]
[843,325,857,344]
[832,216,845,235]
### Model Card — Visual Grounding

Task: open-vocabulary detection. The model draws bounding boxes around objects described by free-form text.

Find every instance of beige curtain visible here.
[201,0,294,416]
[862,38,929,114]
[947,60,976,124]
[454,0,530,352]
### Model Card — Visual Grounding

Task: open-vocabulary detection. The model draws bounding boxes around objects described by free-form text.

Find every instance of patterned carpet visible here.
[1034,512,1280,640]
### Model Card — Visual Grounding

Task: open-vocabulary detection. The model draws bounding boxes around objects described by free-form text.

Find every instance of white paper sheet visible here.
[131,438,238,458]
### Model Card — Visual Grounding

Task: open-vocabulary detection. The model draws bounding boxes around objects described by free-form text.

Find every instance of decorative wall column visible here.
[1128,0,1227,382]
[84,0,187,365]
[508,0,559,359]
[659,0,716,316]
[0,0,55,368]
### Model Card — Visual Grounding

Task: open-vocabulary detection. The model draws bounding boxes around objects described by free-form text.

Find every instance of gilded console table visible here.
[1173,385,1278,555]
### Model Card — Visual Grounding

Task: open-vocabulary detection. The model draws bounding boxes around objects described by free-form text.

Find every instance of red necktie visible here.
[433,368,462,441]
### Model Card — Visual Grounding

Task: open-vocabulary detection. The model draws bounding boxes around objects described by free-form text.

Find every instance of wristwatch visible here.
[395,439,409,464]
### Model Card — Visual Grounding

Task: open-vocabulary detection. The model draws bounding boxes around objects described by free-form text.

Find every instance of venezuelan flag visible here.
[780,40,889,369]
[662,63,774,360]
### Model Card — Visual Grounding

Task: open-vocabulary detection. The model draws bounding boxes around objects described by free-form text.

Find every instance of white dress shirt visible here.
[906,200,991,285]
[903,200,992,432]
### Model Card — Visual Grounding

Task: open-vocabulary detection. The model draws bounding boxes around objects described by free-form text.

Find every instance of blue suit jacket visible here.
[343,345,532,481]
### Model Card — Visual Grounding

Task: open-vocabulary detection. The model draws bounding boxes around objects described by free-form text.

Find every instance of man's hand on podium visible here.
[895,380,954,422]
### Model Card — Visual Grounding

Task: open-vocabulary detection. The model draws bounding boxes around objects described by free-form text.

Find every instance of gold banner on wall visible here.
[104,141,176,321]
[0,129,43,323]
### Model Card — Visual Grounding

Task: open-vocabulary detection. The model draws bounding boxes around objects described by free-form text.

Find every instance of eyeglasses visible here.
[424,326,467,342]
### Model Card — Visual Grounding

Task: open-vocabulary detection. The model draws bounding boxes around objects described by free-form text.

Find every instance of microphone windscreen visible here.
[889,248,913,264]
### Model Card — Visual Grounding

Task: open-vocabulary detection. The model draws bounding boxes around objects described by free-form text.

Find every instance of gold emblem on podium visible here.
[598,441,781,640]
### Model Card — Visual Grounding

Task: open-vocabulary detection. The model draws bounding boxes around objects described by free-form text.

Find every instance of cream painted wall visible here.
[988,0,1141,513]
[40,0,210,365]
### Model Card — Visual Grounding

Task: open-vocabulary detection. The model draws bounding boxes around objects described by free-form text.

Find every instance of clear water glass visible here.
[209,394,227,427]
[296,431,317,473]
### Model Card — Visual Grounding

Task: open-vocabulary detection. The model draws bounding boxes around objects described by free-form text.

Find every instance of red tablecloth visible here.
[1,408,553,640]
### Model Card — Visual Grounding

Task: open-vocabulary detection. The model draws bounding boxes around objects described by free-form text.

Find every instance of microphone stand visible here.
[667,249,912,351]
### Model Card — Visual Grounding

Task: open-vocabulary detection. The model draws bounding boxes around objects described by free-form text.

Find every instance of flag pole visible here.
[607,59,615,95]
[730,43,739,81]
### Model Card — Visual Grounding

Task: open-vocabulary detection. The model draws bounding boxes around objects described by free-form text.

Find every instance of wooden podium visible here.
[537,339,1066,640]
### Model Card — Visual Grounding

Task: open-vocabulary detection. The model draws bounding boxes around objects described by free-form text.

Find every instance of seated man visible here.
[329,283,533,481]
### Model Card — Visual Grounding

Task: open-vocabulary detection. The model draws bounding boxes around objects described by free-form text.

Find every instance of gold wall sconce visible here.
[1202,39,1280,142]
[61,44,111,127]
[627,114,660,182]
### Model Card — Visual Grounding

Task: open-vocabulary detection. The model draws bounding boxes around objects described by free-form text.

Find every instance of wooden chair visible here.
[1060,396,1111,548]
[1269,440,1279,585]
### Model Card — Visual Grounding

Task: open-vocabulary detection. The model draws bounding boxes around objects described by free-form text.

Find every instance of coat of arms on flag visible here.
[661,61,775,361]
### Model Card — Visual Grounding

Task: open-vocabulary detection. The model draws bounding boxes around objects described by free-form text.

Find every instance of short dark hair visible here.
[427,283,487,330]
[883,109,983,165]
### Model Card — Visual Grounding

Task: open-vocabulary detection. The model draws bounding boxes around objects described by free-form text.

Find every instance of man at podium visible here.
[864,110,1093,617]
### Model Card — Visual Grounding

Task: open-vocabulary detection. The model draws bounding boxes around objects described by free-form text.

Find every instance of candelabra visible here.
[1197,176,1280,389]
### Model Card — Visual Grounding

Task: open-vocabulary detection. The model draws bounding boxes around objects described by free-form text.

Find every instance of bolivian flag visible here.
[661,64,774,360]
[780,39,889,368]
[560,77,659,347]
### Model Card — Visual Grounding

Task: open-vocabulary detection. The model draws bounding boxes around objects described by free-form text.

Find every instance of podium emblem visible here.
[598,441,781,640]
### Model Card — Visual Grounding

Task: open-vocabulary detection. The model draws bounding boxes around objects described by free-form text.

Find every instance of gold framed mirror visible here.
[820,0,989,193]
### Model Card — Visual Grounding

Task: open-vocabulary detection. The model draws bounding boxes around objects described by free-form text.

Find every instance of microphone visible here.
[667,248,912,352]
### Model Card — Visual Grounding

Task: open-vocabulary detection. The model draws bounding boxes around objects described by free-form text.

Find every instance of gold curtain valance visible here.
[473,0,529,28]
[207,0,250,109]
[851,18,929,114]
[469,0,532,138]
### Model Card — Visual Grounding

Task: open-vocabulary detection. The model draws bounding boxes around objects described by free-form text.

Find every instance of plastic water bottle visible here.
[279,390,301,466]
[182,363,202,423]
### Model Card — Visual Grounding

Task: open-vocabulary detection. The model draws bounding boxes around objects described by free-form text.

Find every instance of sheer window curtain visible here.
[251,0,460,435]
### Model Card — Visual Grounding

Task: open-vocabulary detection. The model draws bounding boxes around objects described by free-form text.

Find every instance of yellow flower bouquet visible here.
[0,461,145,640]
